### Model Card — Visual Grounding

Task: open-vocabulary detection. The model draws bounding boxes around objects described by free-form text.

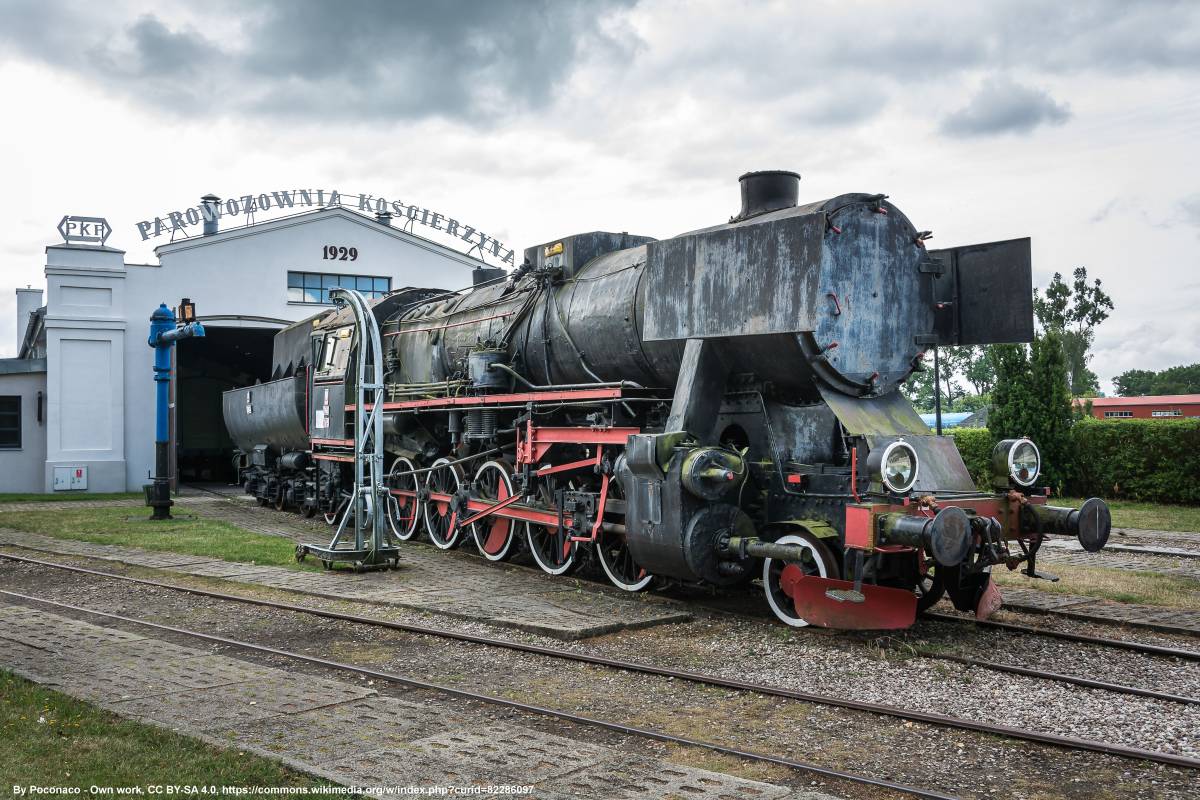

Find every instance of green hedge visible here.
[1069,418,1200,504]
[945,420,1200,504]
[949,428,995,488]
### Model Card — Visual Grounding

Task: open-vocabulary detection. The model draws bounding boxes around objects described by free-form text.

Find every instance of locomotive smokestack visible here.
[735,170,800,221]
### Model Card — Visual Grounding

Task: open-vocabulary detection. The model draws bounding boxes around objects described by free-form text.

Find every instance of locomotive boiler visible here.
[223,170,1111,629]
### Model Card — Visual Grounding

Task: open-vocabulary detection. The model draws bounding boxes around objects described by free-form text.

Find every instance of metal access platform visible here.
[297,287,400,572]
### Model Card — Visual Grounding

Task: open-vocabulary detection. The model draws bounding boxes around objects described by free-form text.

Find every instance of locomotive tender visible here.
[223,171,1111,629]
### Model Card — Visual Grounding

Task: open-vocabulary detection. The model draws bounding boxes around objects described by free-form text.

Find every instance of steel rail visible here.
[923,611,1200,662]
[0,588,954,800]
[4,552,1200,771]
[911,651,1200,706]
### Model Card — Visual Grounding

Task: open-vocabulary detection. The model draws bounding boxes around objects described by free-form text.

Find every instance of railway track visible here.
[3,550,1199,773]
[182,483,1200,645]
[922,611,1200,661]
[0,586,950,800]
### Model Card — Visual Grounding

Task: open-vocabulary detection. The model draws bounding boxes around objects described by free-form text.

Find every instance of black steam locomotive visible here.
[223,171,1110,629]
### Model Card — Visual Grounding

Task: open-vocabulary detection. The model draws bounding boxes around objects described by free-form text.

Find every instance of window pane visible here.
[322,274,339,289]
[287,272,303,288]
[287,287,303,302]
[374,277,389,293]
[304,273,321,289]
[339,275,355,288]
[357,276,373,291]
[0,396,19,448]
[304,288,320,303]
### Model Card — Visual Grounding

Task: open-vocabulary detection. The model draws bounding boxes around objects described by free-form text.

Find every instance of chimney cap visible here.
[738,169,800,182]
[733,170,801,222]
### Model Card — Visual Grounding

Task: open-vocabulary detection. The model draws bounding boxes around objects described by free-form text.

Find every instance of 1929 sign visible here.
[322,245,359,261]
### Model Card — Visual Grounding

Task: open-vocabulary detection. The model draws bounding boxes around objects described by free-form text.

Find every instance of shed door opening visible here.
[175,326,275,484]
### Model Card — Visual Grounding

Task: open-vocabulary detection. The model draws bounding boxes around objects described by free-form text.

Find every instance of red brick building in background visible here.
[1076,394,1200,420]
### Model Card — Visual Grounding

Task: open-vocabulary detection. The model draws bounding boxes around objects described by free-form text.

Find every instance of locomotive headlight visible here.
[992,438,1041,488]
[868,440,920,495]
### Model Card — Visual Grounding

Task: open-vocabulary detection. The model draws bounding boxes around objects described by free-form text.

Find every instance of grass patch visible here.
[0,492,142,503]
[992,562,1200,609]
[1055,496,1200,533]
[0,507,317,571]
[0,670,334,790]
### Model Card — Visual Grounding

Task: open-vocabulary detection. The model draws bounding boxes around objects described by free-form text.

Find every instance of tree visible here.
[1149,363,1200,395]
[902,347,970,412]
[1033,267,1113,396]
[1113,363,1200,396]
[961,345,997,396]
[1114,368,1158,397]
[989,331,1075,491]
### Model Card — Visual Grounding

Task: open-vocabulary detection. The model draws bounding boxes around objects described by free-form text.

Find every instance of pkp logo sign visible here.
[58,215,112,246]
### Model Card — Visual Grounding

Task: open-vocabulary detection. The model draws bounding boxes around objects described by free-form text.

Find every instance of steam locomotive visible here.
[222,171,1111,629]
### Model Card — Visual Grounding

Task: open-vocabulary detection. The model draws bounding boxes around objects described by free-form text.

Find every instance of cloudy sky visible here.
[0,0,1197,391]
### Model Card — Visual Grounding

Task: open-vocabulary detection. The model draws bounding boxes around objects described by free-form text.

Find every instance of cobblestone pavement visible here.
[0,498,144,512]
[997,586,1200,634]
[0,603,824,800]
[0,526,689,640]
[7,488,1200,637]
[1038,545,1200,580]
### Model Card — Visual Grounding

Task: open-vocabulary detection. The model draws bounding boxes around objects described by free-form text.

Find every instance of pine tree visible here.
[1028,331,1075,490]
[988,344,1032,439]
[988,332,1075,491]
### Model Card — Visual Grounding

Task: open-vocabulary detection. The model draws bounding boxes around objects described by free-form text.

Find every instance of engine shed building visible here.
[0,204,482,494]
[1076,394,1200,420]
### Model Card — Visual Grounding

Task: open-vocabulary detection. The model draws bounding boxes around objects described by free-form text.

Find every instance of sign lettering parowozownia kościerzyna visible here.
[136,189,515,265]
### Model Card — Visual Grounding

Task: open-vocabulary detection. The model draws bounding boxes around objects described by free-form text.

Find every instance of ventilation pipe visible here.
[201,194,221,235]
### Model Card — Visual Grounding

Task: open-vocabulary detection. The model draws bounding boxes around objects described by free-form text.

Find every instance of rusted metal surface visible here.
[643,213,824,341]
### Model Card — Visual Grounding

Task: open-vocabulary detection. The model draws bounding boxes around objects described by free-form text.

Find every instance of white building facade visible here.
[1,205,484,494]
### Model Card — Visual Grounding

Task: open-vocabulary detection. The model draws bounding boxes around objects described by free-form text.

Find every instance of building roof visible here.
[0,357,46,375]
[1081,394,1200,407]
[918,411,973,429]
[18,307,45,359]
[153,206,487,269]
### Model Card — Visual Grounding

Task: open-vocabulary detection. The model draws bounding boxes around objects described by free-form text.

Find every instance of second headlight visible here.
[992,438,1041,487]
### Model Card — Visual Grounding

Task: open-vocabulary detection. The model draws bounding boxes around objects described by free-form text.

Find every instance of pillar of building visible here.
[43,242,127,492]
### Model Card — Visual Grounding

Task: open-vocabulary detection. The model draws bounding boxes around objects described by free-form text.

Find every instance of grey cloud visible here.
[1181,194,1200,230]
[1090,198,1120,224]
[940,77,1071,138]
[0,0,636,123]
[1,0,1198,131]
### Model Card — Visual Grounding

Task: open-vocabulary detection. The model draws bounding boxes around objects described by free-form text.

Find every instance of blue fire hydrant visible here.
[147,303,204,520]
